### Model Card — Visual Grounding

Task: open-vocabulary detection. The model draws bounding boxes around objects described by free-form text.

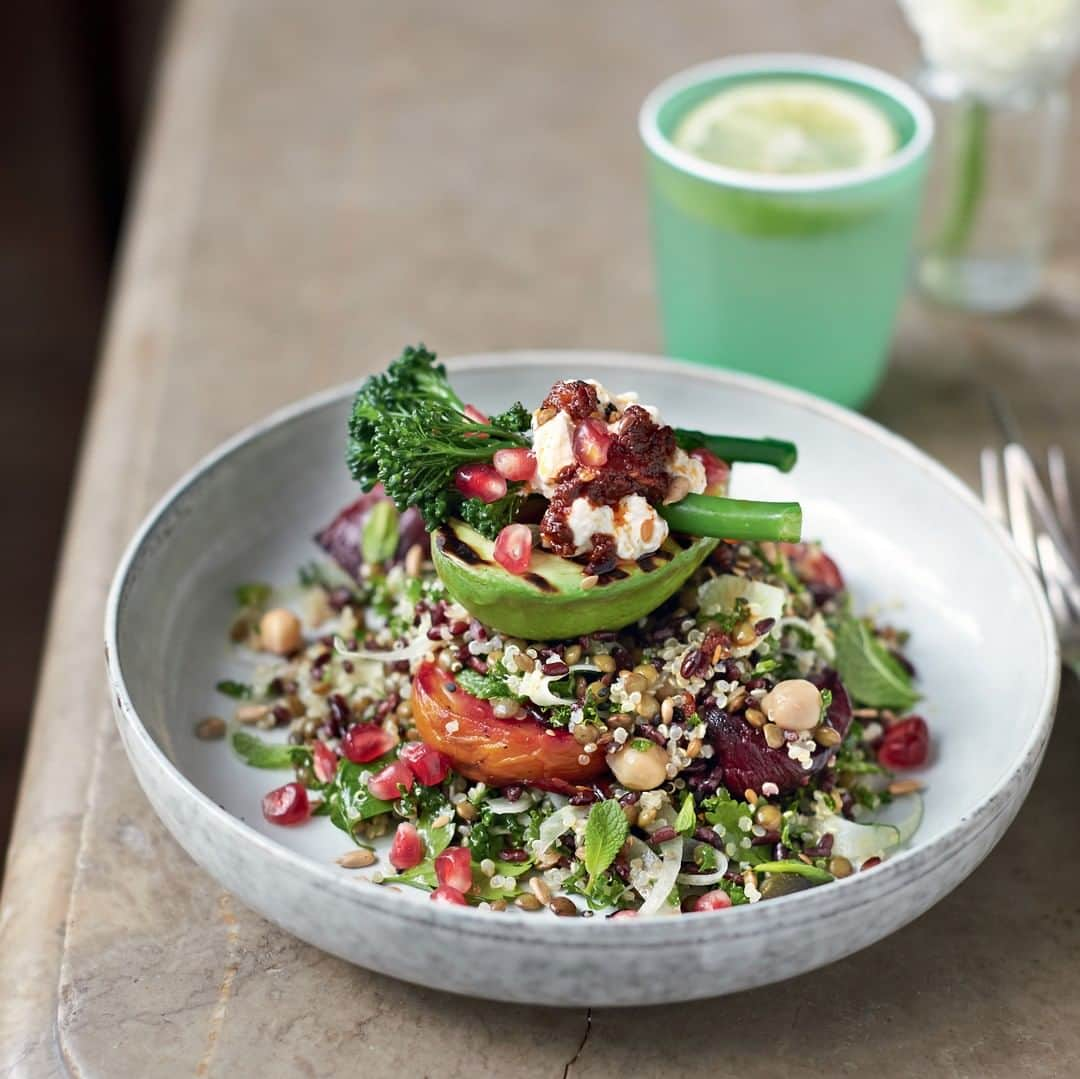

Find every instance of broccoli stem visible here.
[674,430,797,473]
[659,493,802,543]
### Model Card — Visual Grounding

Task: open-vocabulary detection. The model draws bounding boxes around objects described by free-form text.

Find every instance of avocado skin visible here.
[432,519,718,640]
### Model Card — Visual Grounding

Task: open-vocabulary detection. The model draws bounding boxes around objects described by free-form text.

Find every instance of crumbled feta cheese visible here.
[531,410,575,496]
[668,447,707,495]
[586,380,661,422]
[613,494,667,560]
[566,497,615,554]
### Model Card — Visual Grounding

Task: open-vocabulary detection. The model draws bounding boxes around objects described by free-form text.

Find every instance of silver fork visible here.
[980,400,1080,678]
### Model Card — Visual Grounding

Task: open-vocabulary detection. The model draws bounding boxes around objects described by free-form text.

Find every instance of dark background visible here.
[1,2,171,862]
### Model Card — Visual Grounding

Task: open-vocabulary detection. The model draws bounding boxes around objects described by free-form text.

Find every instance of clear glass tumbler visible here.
[913,64,1069,312]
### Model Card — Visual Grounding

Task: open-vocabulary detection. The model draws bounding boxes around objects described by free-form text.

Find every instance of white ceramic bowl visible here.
[106,352,1059,1006]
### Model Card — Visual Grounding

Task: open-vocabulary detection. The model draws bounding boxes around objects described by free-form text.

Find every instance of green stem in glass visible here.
[658,493,802,543]
[934,98,989,257]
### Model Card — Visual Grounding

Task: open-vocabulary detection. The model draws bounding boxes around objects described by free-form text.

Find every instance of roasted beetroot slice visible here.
[315,487,428,579]
[705,671,852,795]
[780,542,845,605]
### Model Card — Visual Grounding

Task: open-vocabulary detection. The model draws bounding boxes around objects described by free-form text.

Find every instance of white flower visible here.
[900,0,1080,97]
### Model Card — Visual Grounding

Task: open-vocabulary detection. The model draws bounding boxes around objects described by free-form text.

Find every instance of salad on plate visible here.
[204,345,931,916]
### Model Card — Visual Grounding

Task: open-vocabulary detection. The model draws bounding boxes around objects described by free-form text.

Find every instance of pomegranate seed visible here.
[463,404,489,425]
[431,884,468,905]
[877,716,929,770]
[573,418,611,468]
[493,524,532,575]
[454,463,507,504]
[861,857,882,871]
[690,447,730,494]
[261,782,310,826]
[367,759,415,801]
[389,821,425,870]
[399,742,452,785]
[312,741,339,783]
[688,889,733,912]
[435,846,473,892]
[342,723,395,764]
[493,447,537,481]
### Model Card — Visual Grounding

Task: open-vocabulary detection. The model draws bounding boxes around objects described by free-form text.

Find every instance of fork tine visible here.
[1003,444,1080,579]
[980,447,1008,527]
[1003,445,1039,567]
[1035,528,1080,620]
[1048,446,1079,558]
[1036,534,1072,629]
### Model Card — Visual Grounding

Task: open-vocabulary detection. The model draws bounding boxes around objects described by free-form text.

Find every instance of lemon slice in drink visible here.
[672,80,897,176]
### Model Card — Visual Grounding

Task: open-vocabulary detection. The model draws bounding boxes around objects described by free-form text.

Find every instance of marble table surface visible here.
[3,1,1079,1075]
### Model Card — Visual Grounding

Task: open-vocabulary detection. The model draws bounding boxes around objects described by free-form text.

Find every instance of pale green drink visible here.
[640,56,934,408]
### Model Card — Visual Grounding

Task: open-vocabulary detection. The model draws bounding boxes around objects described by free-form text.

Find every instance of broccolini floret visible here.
[347,344,466,489]
[373,401,529,530]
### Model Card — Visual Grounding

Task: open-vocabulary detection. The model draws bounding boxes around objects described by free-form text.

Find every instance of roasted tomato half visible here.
[411,661,607,785]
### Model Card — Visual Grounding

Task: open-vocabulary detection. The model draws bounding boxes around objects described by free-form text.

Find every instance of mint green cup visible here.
[640,55,934,408]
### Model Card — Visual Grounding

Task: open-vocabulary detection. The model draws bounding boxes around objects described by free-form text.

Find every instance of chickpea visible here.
[606,741,669,791]
[761,679,822,732]
[259,607,302,655]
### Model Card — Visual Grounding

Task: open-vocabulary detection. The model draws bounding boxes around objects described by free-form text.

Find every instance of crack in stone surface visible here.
[562,1007,592,1079]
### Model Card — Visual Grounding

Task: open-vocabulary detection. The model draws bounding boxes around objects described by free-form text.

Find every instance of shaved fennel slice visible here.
[697,575,786,657]
[484,793,535,815]
[676,869,726,887]
[531,805,590,861]
[865,793,924,846]
[627,820,685,917]
[678,838,729,886]
[333,631,434,665]
[811,814,901,866]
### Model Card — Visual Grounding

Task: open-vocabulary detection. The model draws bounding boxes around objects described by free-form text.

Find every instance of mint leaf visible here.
[675,793,697,836]
[216,679,254,700]
[583,800,628,893]
[361,499,400,565]
[231,730,310,770]
[455,667,515,700]
[833,617,919,711]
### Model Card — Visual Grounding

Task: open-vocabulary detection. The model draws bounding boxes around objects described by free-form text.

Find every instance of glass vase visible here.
[912,64,1069,312]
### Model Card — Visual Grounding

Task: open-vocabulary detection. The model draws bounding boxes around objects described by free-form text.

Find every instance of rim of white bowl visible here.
[105,352,1059,945]
[638,53,935,194]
